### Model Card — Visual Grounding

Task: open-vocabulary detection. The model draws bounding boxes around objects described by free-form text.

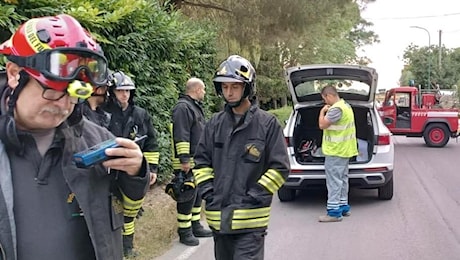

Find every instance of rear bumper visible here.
[283,169,393,189]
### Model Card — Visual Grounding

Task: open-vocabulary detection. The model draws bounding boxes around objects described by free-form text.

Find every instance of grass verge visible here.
[129,185,177,259]
[267,106,293,127]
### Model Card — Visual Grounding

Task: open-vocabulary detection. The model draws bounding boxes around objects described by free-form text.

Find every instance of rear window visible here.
[294,79,371,102]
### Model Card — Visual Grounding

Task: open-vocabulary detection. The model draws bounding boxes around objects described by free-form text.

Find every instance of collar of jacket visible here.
[224,103,258,130]
[224,102,258,115]
[179,94,204,108]
[0,139,17,259]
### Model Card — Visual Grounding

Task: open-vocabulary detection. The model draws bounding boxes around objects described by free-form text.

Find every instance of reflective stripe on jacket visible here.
[171,95,205,170]
[322,99,358,158]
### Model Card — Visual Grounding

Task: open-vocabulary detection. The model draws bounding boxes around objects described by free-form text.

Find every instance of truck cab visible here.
[379,86,458,147]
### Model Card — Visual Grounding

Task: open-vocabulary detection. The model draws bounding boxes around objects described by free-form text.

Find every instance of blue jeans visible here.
[324,156,350,217]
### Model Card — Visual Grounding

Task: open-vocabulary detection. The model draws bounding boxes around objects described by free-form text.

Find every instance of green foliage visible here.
[0,0,218,180]
[267,106,293,127]
[85,1,218,179]
[402,44,460,89]
[1,0,379,178]
[178,0,378,109]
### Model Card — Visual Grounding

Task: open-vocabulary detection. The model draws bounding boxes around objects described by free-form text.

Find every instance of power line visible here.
[364,12,460,21]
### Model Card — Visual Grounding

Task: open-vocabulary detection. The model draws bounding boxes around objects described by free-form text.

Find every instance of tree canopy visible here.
[401,44,460,90]
[0,0,379,179]
[174,0,379,107]
[0,0,219,181]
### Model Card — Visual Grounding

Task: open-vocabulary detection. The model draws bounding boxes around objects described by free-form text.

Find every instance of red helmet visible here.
[0,14,108,92]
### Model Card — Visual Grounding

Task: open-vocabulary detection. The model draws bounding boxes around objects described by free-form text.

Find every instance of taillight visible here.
[377,134,390,145]
[285,137,291,147]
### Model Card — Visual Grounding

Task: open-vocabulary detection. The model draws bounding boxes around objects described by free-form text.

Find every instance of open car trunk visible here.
[293,105,375,165]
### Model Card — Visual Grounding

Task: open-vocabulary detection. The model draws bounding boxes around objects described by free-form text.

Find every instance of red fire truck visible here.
[378,86,459,147]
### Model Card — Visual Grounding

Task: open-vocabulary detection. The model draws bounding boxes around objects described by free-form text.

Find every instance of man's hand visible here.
[181,162,191,173]
[319,105,332,130]
[321,105,331,115]
[103,137,143,176]
[149,172,157,185]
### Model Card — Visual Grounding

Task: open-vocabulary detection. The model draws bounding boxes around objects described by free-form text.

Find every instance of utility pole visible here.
[438,30,442,70]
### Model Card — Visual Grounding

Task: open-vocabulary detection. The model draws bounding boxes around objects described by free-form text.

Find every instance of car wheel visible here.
[378,177,393,200]
[423,123,450,147]
[278,186,296,202]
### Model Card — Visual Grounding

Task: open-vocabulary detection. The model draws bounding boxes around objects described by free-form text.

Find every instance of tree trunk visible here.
[281,95,287,107]
[272,99,278,109]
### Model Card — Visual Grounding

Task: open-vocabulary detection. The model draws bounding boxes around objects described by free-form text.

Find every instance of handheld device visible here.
[73,135,147,168]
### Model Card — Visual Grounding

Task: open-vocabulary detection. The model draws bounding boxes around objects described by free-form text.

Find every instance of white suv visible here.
[280,64,394,201]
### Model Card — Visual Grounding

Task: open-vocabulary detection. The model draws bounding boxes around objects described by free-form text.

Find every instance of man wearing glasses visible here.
[0,14,149,260]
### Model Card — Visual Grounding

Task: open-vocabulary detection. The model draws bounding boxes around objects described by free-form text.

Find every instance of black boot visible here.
[123,234,139,258]
[192,221,213,237]
[178,228,199,246]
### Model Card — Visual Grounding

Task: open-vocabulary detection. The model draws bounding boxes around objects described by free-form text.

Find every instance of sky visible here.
[361,0,460,90]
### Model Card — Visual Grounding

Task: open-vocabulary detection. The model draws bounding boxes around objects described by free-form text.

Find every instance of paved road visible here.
[156,136,460,260]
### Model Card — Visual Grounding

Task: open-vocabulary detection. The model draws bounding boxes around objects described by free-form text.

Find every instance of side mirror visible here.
[383,117,393,125]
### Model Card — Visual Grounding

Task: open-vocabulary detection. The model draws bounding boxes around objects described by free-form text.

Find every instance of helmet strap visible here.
[7,71,29,114]
[224,84,250,108]
[0,70,29,150]
[91,92,106,97]
[225,98,243,108]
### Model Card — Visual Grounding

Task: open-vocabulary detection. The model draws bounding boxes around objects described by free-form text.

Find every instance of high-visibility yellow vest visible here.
[322,99,358,158]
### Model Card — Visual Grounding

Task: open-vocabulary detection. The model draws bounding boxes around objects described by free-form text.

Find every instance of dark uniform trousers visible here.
[213,231,266,260]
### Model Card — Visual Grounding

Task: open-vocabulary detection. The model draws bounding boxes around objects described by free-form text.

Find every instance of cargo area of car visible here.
[292,105,375,165]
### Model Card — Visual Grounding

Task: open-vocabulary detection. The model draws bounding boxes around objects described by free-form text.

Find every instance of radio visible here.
[73,135,147,168]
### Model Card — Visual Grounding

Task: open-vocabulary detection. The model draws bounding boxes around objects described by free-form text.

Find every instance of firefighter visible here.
[81,74,111,128]
[104,71,160,257]
[193,55,290,259]
[170,77,212,246]
[0,14,149,259]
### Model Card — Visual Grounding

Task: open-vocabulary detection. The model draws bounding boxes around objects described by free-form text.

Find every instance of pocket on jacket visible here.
[110,194,124,230]
[243,141,265,163]
[205,193,222,211]
[231,194,259,206]
[255,193,273,206]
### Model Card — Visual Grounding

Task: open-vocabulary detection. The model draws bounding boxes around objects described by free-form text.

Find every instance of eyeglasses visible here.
[37,80,93,104]
[7,47,108,86]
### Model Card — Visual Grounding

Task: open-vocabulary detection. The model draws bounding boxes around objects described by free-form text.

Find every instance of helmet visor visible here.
[213,76,243,83]
[7,47,108,86]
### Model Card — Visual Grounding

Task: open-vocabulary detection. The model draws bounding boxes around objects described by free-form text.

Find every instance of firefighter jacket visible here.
[104,102,160,173]
[171,94,205,170]
[193,104,290,234]
[81,101,111,129]
[0,116,150,260]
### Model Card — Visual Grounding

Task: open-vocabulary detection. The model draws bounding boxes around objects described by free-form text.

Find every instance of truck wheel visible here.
[378,177,393,200]
[278,186,296,202]
[423,123,450,147]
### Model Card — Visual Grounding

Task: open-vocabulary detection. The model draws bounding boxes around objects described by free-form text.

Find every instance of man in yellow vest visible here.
[318,85,358,222]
